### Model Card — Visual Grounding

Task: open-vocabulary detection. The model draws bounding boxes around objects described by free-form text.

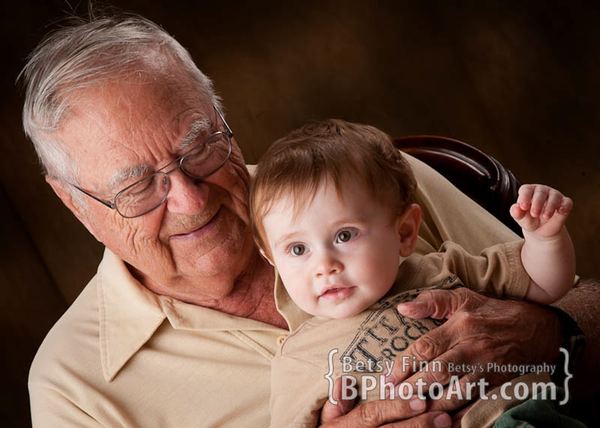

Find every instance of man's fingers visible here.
[391,347,470,403]
[393,288,486,383]
[450,403,474,428]
[319,396,429,427]
[321,377,356,423]
[380,412,452,428]
[397,288,471,320]
[389,325,457,383]
[396,293,438,319]
[393,289,490,383]
[427,372,482,412]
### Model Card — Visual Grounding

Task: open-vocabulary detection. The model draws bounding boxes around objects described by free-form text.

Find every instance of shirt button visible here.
[277,335,287,346]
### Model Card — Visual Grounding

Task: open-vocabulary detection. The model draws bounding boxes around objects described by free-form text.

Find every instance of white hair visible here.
[19,14,221,182]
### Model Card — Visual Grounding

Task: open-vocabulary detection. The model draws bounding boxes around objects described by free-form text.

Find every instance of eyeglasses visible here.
[71,107,233,218]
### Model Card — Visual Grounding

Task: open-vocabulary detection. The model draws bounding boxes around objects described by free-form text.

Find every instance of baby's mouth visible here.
[319,285,356,301]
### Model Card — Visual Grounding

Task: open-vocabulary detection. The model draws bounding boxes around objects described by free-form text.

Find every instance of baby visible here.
[249,119,575,427]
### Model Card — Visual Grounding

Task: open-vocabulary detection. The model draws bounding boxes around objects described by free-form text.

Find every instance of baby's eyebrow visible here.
[274,231,302,248]
[332,217,368,227]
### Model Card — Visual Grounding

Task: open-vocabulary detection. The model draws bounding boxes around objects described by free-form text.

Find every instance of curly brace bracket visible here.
[559,347,573,406]
[325,348,338,405]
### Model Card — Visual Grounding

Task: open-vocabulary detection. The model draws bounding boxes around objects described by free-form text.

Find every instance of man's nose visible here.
[315,251,344,278]
[165,169,209,214]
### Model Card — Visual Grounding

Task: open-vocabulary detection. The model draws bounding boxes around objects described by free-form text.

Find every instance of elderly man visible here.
[22,15,596,428]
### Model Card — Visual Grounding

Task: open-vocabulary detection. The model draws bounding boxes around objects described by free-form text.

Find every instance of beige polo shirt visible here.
[29,154,519,427]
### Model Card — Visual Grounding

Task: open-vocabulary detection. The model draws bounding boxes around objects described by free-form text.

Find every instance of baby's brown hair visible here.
[250,119,417,256]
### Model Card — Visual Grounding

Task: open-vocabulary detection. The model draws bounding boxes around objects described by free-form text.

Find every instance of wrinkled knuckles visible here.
[358,401,385,426]
[412,335,438,362]
[429,363,451,385]
[458,312,479,331]
[452,309,485,334]
[451,288,477,306]
[414,289,437,302]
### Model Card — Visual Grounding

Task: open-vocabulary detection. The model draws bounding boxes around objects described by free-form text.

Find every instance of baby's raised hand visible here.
[510,184,573,238]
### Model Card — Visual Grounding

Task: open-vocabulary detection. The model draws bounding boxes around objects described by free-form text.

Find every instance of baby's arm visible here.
[509,184,575,304]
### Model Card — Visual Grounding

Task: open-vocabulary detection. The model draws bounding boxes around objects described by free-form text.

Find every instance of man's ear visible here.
[45,175,95,234]
[396,203,422,257]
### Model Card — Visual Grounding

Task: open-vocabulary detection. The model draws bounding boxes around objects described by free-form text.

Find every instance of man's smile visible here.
[169,207,222,240]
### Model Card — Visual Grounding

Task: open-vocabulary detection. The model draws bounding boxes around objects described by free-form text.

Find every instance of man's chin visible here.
[176,228,252,280]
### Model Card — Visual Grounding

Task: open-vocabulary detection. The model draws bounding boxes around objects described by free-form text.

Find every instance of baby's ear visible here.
[258,247,275,266]
[396,204,422,257]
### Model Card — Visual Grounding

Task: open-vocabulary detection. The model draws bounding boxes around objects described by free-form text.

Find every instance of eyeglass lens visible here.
[115,133,231,217]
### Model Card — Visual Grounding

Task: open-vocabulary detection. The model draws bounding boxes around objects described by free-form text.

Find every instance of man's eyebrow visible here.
[178,118,212,150]
[108,164,152,190]
[107,118,213,190]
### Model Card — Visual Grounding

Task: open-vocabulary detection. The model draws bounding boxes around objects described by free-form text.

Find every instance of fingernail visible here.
[434,413,452,428]
[397,302,417,313]
[409,397,426,412]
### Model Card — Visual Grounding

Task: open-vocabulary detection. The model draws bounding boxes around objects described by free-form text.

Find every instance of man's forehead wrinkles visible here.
[179,118,212,150]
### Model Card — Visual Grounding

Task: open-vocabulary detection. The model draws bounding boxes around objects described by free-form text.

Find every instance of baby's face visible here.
[262,178,403,318]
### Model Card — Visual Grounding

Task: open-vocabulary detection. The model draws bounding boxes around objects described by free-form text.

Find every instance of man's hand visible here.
[319,378,452,428]
[393,288,563,414]
[510,184,572,238]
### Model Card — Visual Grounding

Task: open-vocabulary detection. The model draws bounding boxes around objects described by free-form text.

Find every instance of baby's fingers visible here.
[510,203,539,231]
[509,203,526,220]
[516,185,535,211]
[542,191,573,220]
[541,189,563,219]
[558,196,574,216]
[543,196,573,231]
[530,186,550,217]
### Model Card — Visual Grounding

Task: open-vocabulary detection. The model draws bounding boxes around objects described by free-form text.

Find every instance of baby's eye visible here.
[335,228,358,244]
[289,244,307,256]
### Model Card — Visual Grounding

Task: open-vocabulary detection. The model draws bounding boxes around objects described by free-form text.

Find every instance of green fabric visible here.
[493,392,586,428]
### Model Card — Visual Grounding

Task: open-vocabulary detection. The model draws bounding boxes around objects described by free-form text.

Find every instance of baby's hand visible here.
[510,184,573,239]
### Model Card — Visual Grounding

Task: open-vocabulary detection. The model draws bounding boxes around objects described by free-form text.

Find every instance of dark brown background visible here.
[2,1,599,426]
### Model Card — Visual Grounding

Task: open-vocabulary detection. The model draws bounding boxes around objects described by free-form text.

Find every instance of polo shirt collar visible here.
[97,249,166,382]
[160,296,287,332]
[97,249,290,382]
